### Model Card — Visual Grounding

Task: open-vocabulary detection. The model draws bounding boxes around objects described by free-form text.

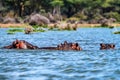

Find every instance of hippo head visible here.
[108,44,115,49]
[18,41,27,49]
[100,43,107,49]
[100,43,115,50]
[12,39,19,48]
[76,43,82,50]
[12,39,27,49]
[71,43,82,50]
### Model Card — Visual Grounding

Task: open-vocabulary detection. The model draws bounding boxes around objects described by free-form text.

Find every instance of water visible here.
[0,28,120,80]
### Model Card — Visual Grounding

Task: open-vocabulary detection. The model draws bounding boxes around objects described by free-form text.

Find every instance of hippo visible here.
[56,41,82,50]
[3,39,82,51]
[2,39,39,49]
[100,43,115,50]
[2,40,82,51]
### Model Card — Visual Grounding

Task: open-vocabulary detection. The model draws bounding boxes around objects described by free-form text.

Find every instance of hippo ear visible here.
[114,44,115,47]
[64,41,67,44]
[76,43,79,46]
[100,43,103,46]
[16,39,18,41]
[57,45,59,47]
[15,39,19,43]
[113,44,115,47]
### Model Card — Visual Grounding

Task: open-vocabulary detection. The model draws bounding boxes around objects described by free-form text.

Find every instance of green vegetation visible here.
[7,28,24,34]
[7,26,46,34]
[113,31,120,34]
[32,25,46,32]
[32,25,48,29]
[33,29,46,32]
[7,28,23,32]
[32,24,76,31]
[0,0,120,22]
[7,32,15,34]
[6,24,76,34]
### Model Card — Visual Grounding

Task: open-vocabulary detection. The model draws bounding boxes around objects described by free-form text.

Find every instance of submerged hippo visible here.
[36,41,82,51]
[2,39,82,51]
[100,43,115,50]
[2,39,39,49]
[56,41,82,50]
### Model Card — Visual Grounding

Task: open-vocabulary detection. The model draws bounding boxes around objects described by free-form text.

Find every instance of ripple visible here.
[0,28,120,80]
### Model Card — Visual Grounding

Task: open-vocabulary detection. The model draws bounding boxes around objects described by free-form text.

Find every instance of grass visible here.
[33,28,46,32]
[113,31,120,34]
[7,32,15,34]
[32,25,48,28]
[8,28,24,32]
[7,28,24,34]
[32,25,47,32]
[1,23,120,34]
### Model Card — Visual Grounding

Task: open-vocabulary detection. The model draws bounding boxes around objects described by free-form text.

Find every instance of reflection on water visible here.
[0,28,120,80]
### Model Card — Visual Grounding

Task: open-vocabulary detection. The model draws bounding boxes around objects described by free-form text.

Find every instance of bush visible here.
[32,25,47,32]
[32,25,48,28]
[104,12,120,22]
[92,14,103,20]
[73,13,87,20]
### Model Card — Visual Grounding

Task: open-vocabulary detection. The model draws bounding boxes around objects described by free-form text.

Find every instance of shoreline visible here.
[0,23,32,28]
[0,23,120,28]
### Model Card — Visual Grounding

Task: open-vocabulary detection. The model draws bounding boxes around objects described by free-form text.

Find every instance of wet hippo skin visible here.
[100,43,115,50]
[2,39,82,51]
[2,39,39,49]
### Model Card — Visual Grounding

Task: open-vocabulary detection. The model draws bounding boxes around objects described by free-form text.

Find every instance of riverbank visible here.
[77,23,120,28]
[0,23,32,28]
[0,23,120,28]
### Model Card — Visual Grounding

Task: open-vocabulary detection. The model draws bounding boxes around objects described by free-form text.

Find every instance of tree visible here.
[50,0,64,20]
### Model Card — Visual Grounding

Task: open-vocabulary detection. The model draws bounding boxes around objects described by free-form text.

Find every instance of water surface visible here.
[0,28,120,80]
